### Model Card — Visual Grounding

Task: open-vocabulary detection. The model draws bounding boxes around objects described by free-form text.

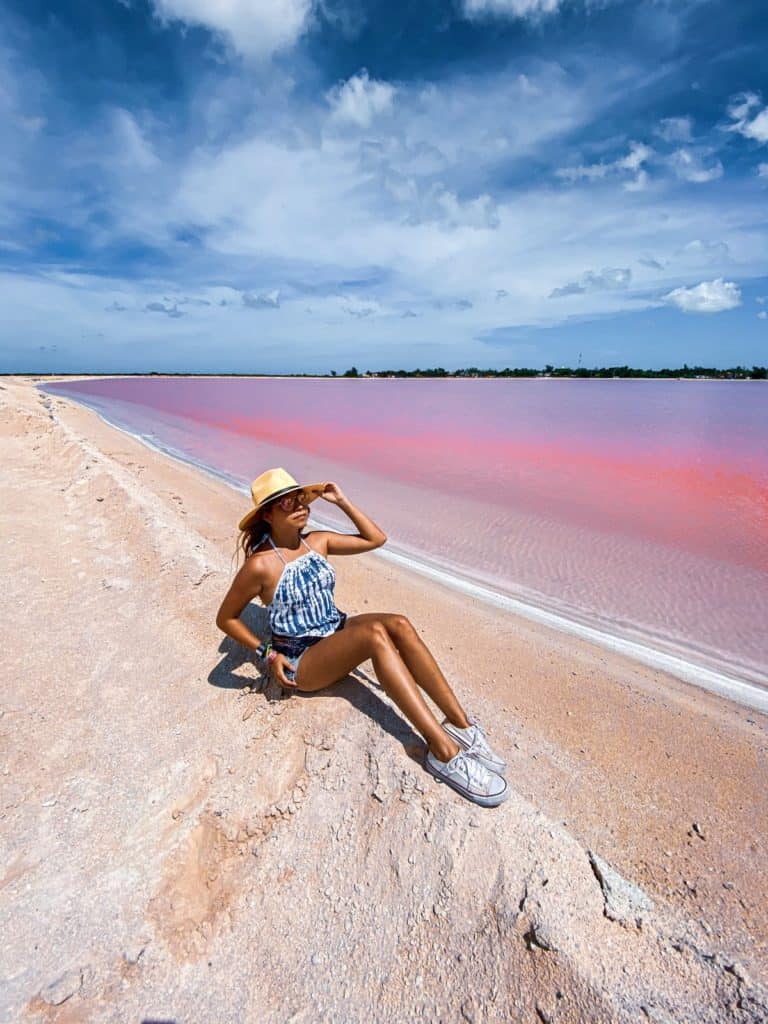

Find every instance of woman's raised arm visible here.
[315,482,387,556]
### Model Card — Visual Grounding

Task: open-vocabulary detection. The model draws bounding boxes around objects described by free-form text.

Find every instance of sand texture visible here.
[1,376,767,1024]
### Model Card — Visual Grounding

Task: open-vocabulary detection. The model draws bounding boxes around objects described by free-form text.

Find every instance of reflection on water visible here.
[45,377,768,685]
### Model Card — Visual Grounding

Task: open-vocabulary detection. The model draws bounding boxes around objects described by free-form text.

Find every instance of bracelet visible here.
[253,641,272,660]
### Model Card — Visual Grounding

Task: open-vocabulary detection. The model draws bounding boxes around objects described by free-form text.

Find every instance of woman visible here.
[216,468,508,808]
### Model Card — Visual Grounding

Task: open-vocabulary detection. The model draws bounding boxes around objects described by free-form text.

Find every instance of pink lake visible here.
[45,377,768,690]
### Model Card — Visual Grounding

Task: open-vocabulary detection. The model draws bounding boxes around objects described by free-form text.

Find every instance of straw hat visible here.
[238,467,325,531]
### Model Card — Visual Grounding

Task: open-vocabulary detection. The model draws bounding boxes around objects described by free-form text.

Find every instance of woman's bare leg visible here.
[294,620,460,762]
[345,613,470,729]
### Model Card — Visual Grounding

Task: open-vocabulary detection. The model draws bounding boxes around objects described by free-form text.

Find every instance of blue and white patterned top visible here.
[267,535,344,638]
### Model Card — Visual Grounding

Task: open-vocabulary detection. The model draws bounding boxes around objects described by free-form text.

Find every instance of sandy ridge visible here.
[1,377,766,1023]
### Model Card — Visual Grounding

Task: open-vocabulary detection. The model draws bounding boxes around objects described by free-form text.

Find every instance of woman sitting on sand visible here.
[216,468,508,808]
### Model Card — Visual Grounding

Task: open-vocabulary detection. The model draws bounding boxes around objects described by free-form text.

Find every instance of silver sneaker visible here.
[424,749,509,807]
[442,718,507,775]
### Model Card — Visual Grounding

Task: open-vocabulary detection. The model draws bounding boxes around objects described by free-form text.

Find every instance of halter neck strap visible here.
[267,535,286,565]
[267,534,312,565]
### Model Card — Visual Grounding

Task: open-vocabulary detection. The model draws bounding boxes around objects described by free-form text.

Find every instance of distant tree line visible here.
[338,364,768,380]
[32,364,767,379]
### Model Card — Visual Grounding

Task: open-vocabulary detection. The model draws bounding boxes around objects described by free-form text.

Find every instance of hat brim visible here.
[238,482,326,532]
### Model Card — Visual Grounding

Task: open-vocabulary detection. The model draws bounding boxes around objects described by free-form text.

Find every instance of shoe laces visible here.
[465,719,492,757]
[452,750,492,788]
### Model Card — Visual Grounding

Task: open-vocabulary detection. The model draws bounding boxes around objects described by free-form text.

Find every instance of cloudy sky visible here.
[2,0,767,373]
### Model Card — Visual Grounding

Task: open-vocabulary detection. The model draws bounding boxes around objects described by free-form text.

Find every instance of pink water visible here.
[45,377,768,686]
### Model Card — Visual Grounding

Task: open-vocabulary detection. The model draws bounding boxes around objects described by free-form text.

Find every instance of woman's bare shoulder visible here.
[240,545,275,581]
[302,530,330,555]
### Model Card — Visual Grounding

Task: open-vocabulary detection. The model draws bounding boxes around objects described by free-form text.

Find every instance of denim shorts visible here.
[271,613,347,683]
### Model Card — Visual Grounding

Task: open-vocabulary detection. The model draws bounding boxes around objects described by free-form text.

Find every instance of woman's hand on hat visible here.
[320,481,347,505]
[270,652,298,688]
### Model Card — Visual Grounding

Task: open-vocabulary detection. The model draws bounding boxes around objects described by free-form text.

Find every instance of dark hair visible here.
[237,498,276,561]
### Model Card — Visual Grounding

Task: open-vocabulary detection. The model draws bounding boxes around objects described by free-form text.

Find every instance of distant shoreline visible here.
[15,369,768,382]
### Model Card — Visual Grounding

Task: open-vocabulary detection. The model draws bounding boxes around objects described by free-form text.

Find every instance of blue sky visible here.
[2,0,767,373]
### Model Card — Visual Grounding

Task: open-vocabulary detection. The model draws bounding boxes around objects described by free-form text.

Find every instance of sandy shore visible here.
[1,376,766,1023]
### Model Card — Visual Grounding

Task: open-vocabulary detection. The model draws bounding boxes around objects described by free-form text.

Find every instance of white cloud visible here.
[550,267,631,297]
[623,169,649,192]
[588,267,631,289]
[555,161,610,183]
[758,163,768,178]
[242,289,280,309]
[675,239,730,266]
[616,142,652,173]
[145,299,184,317]
[556,141,653,191]
[670,147,722,184]
[327,70,395,127]
[339,295,382,318]
[462,0,562,17]
[639,256,666,271]
[727,93,759,122]
[758,310,767,320]
[726,91,768,144]
[664,278,741,314]
[170,61,598,281]
[150,0,312,60]
[417,186,499,229]
[315,0,366,39]
[740,109,768,143]
[112,109,159,171]
[655,116,693,143]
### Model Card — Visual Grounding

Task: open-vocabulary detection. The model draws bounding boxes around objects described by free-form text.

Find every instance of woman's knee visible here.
[364,620,393,653]
[388,614,417,644]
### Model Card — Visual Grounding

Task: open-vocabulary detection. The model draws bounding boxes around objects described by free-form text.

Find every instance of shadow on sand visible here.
[208,603,424,767]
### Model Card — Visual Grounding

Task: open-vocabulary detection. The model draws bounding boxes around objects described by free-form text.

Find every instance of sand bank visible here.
[1,376,766,1023]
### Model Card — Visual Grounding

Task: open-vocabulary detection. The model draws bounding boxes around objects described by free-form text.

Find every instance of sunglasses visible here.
[271,490,310,513]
